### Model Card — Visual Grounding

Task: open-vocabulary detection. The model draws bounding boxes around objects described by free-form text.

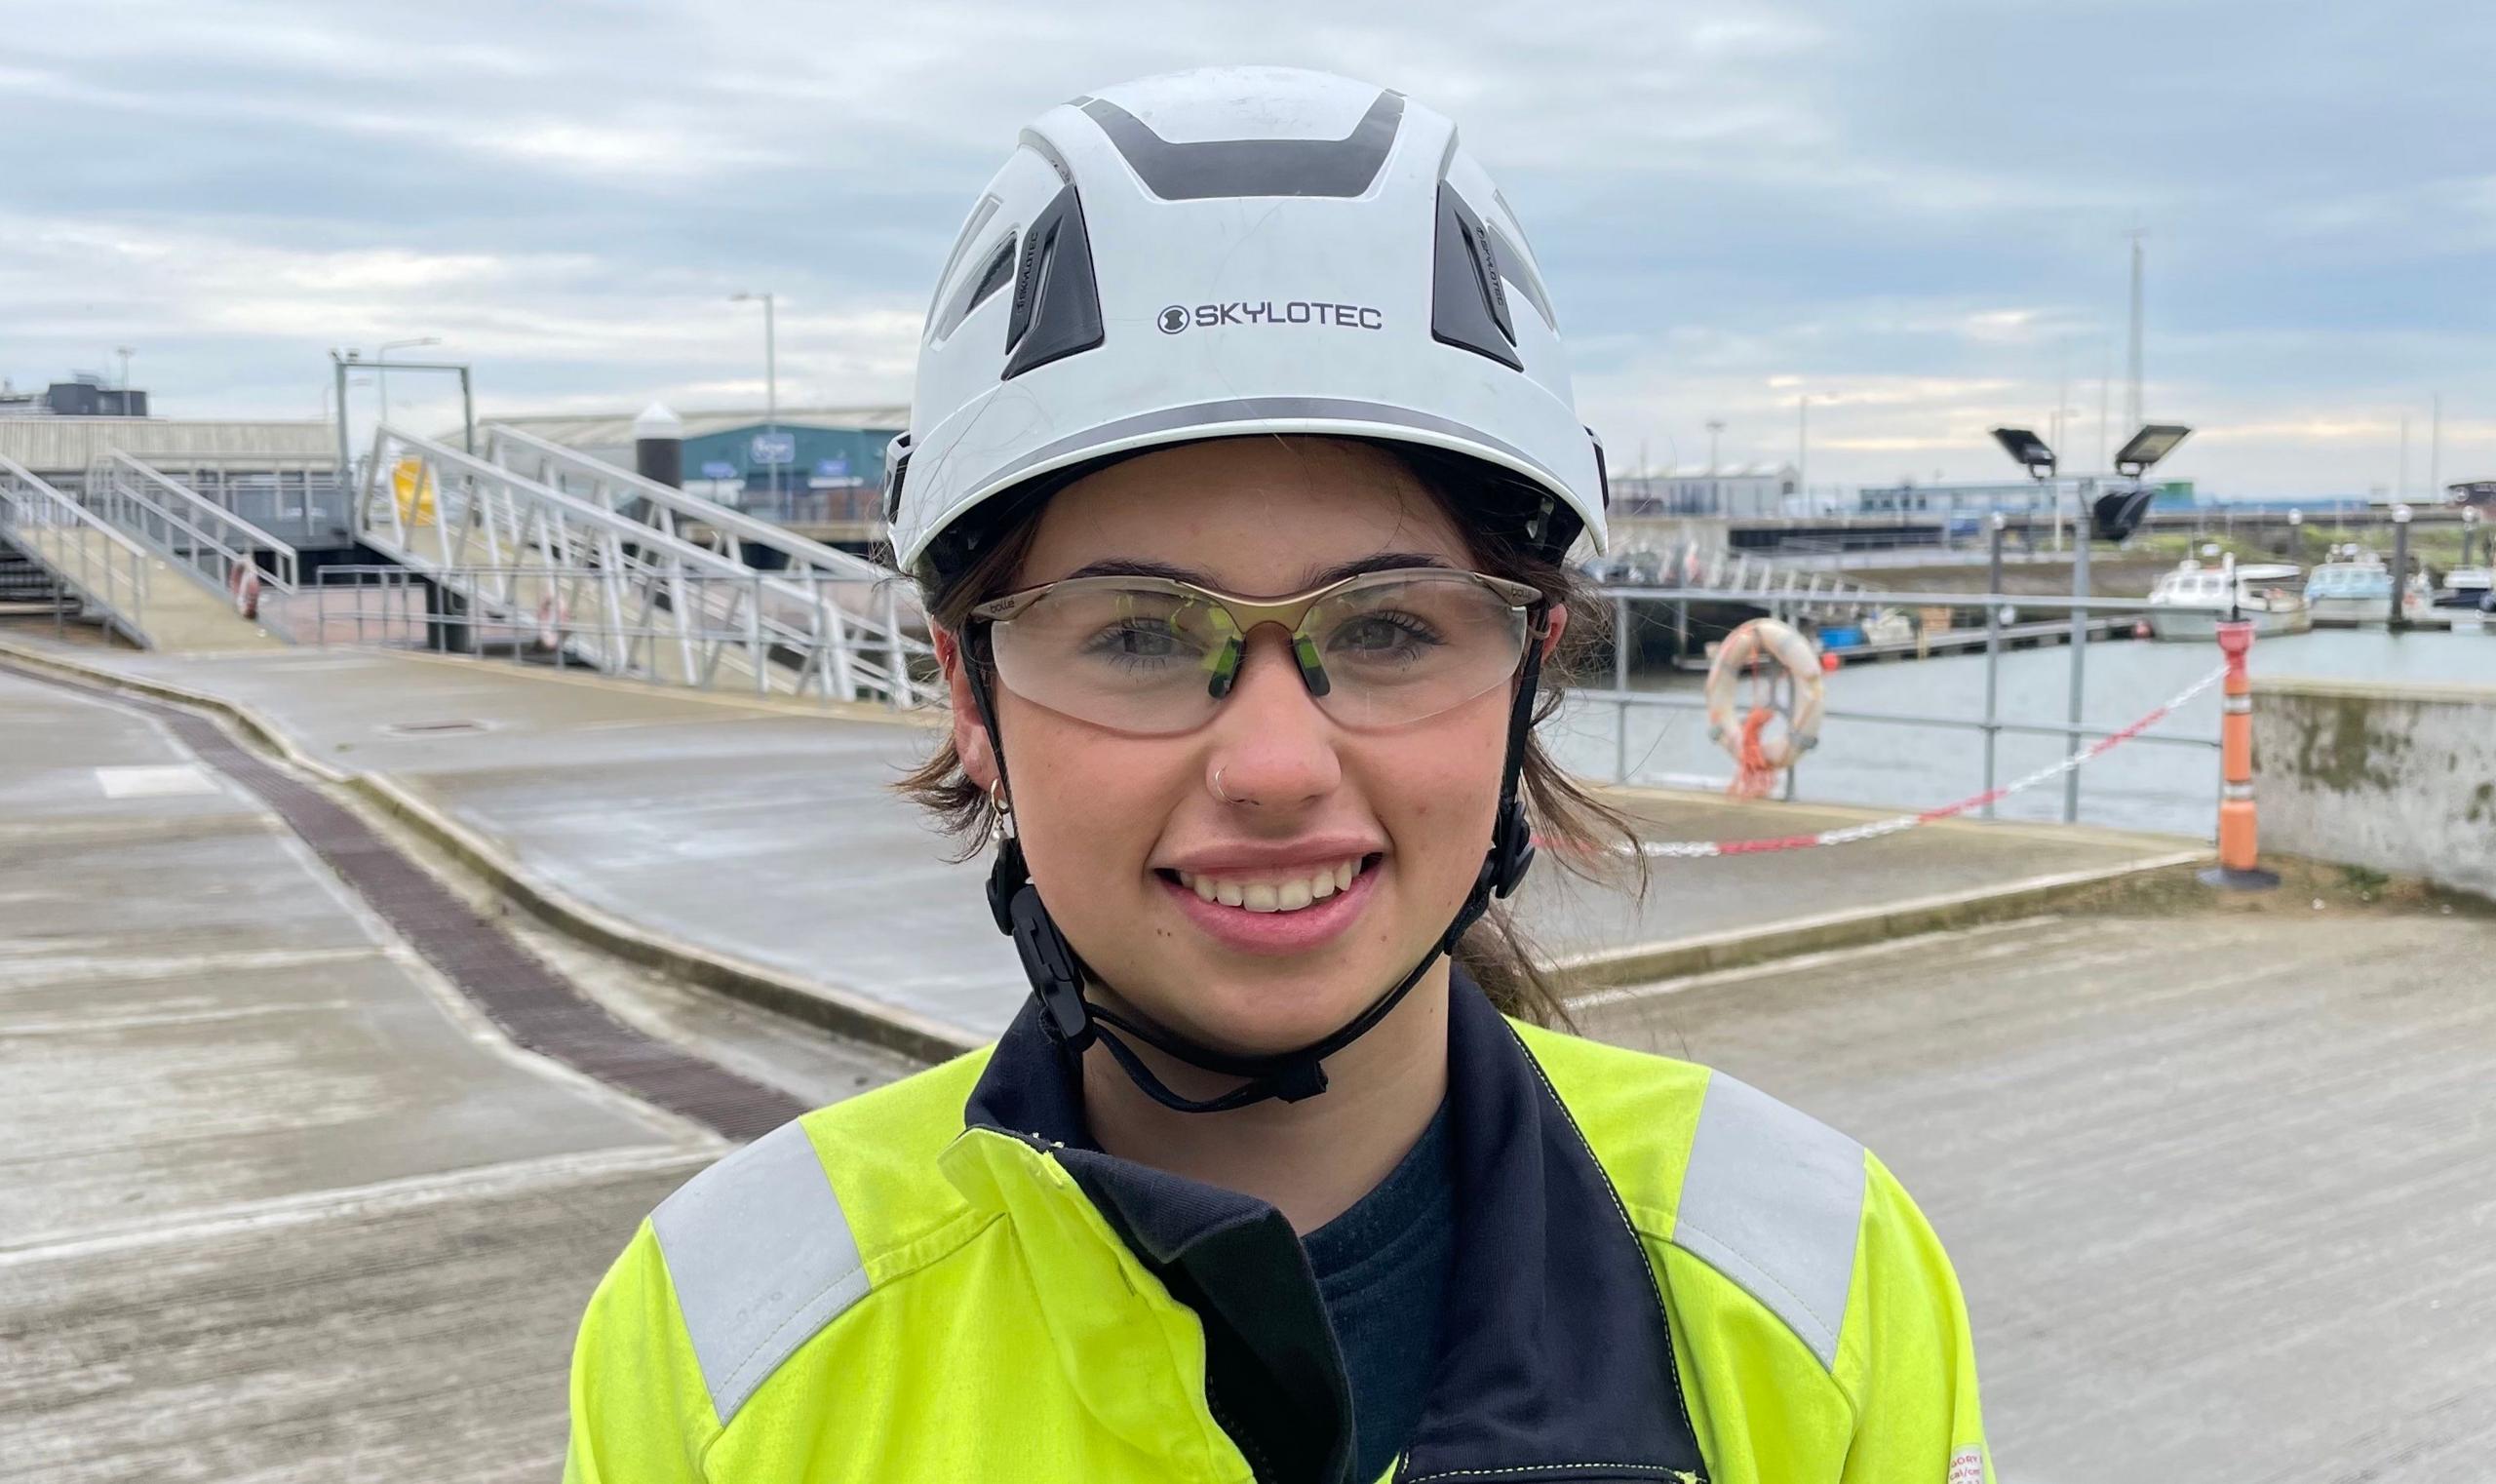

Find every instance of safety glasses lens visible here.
[986,571,1530,733]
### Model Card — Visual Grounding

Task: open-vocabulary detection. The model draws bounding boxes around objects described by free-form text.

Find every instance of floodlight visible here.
[2113,423,2192,478]
[2092,486,2157,542]
[1990,427,2056,480]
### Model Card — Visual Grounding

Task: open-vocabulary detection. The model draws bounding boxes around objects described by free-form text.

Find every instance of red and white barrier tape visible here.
[1620,663,2228,859]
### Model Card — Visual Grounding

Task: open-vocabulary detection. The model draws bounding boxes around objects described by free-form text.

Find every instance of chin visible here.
[1135,958,1396,1058]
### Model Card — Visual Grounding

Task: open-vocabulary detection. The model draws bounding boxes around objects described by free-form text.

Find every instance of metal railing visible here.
[356,426,929,705]
[1589,539,1874,617]
[1587,584,2222,824]
[296,565,918,697]
[86,450,300,602]
[478,422,931,705]
[0,454,152,644]
[141,452,351,550]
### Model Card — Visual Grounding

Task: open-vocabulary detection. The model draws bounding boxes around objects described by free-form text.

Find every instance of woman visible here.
[567,66,1991,1484]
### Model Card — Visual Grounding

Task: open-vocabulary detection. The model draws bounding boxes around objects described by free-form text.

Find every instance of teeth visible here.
[1177,857,1366,915]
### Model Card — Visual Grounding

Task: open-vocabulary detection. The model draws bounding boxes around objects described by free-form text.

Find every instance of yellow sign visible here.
[392,456,437,527]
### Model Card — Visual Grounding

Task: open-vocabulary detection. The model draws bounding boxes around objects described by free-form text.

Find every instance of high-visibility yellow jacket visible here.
[566,976,1992,1483]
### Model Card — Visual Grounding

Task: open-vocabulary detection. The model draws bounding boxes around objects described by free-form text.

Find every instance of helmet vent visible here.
[934,232,1019,343]
[1003,185,1106,380]
[1430,182,1522,370]
[1076,90,1403,201]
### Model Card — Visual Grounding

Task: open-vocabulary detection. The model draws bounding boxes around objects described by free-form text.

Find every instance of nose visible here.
[1203,627,1339,810]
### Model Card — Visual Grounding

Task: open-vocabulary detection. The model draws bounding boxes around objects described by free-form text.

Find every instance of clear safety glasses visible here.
[969,567,1545,735]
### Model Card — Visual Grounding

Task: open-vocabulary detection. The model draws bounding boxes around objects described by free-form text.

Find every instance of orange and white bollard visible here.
[2203,618,2280,889]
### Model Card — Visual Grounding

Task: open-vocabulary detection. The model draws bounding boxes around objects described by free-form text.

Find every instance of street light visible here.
[114,346,135,400]
[2112,423,2192,480]
[1990,425,2092,822]
[377,336,441,427]
[1990,426,2056,481]
[731,292,781,508]
[2093,422,2193,544]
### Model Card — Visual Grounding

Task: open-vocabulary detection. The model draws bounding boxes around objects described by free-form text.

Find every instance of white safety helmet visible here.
[886,65,1609,578]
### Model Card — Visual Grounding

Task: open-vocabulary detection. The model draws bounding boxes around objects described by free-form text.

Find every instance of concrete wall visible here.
[2254,676,2496,899]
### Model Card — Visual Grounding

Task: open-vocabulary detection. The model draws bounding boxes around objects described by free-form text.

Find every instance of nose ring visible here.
[1214,766,1251,807]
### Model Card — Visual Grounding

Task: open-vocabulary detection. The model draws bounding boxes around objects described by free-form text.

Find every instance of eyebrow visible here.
[1059,551,1454,590]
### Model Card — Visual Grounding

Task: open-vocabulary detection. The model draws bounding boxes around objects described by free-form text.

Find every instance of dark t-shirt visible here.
[1302,1103,1456,1482]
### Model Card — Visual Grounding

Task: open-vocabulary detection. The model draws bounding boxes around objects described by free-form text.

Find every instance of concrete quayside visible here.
[3,601,2492,1480]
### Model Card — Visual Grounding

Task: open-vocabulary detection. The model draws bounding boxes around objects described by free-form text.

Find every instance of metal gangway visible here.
[0,450,298,651]
[1,455,155,645]
[86,449,303,600]
[480,422,928,700]
[353,425,930,705]
[1599,537,1874,618]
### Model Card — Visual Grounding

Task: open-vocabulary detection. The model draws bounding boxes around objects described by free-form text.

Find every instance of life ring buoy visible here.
[537,597,566,648]
[228,562,262,619]
[1704,618,1826,796]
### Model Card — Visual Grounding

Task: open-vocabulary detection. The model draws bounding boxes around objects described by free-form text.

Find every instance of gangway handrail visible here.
[0,452,151,643]
[368,426,783,580]
[1597,582,2187,615]
[481,423,893,583]
[93,450,302,595]
[480,422,933,704]
[362,426,930,705]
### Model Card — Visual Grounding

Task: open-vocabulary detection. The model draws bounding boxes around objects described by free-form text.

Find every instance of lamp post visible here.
[2390,503,2413,634]
[377,336,440,428]
[1797,395,1812,512]
[114,346,135,400]
[731,292,781,508]
[1993,426,2094,821]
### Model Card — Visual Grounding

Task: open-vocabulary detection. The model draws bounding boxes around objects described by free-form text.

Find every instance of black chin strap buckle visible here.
[1270,1058,1329,1103]
[993,840,1096,1056]
[1009,885,1095,1055]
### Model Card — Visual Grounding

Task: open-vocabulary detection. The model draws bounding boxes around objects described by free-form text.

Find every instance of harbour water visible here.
[1551,626,2494,837]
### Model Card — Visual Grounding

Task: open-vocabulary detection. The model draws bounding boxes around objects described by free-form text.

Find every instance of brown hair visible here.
[893,441,1650,1028]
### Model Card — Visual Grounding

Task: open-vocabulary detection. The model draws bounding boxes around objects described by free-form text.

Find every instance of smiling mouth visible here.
[1155,854,1382,914]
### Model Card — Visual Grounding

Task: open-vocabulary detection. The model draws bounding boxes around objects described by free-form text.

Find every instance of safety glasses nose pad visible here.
[1291,632,1332,698]
[1203,638,1243,701]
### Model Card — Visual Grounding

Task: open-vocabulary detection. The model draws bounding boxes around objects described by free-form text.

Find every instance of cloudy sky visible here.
[5,0,2488,495]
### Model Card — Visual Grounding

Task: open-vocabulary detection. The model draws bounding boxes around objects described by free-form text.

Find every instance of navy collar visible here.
[964,972,1706,1484]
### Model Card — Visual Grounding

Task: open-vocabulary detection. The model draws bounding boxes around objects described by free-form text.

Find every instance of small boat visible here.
[2433,566,2494,611]
[2306,551,2395,625]
[2144,561,2311,641]
[1861,608,1916,646]
[2305,547,2435,626]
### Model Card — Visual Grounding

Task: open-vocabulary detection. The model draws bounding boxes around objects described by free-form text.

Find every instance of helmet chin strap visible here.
[969,627,1546,1116]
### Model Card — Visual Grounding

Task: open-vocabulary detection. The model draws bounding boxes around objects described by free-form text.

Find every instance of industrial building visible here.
[0,372,149,418]
[1611,464,1801,519]
[481,407,905,538]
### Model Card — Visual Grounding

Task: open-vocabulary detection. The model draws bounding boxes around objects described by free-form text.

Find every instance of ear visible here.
[936,627,1000,793]
[1539,603,1570,660]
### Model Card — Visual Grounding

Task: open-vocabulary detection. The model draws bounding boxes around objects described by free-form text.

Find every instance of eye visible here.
[1088,619,1185,658]
[1328,611,1442,657]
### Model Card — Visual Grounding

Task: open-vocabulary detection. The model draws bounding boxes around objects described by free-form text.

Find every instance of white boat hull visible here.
[2145,604,2312,642]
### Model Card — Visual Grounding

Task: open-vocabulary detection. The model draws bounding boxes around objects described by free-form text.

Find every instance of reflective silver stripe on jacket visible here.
[1670,1071,1867,1369]
[652,1119,870,1425]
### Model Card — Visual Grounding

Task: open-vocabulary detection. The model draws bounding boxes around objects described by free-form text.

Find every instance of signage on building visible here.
[700,460,739,480]
[813,455,849,479]
[751,432,796,466]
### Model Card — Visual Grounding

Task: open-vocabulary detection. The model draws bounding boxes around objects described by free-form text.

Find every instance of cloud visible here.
[2,0,2489,495]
